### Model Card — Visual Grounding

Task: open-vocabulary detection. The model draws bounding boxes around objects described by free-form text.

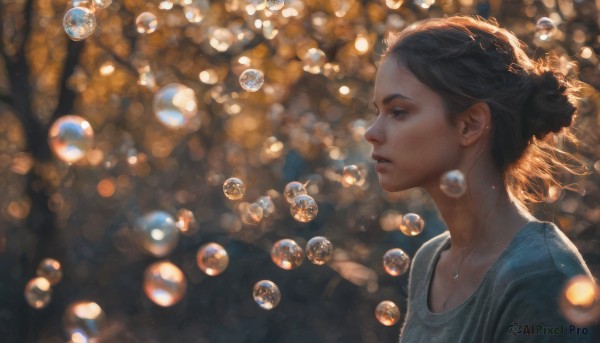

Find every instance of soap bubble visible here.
[136,12,158,34]
[240,202,264,225]
[223,177,246,200]
[302,48,327,74]
[153,83,199,130]
[63,7,96,41]
[439,170,467,198]
[239,69,265,92]
[271,238,304,270]
[92,0,112,9]
[48,115,94,163]
[175,209,198,236]
[265,0,284,11]
[256,196,275,218]
[24,277,52,309]
[375,300,401,326]
[383,248,410,276]
[305,236,333,265]
[559,275,600,326]
[36,258,63,285]
[536,17,556,40]
[290,194,318,223]
[196,243,229,276]
[134,211,180,257]
[399,213,424,236]
[143,261,187,307]
[64,301,107,342]
[284,181,307,204]
[342,165,363,186]
[253,280,281,310]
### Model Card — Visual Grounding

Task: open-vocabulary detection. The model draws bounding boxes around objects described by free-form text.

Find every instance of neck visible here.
[424,163,535,256]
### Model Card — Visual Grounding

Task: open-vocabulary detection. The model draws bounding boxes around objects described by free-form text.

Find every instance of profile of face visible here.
[364,57,462,193]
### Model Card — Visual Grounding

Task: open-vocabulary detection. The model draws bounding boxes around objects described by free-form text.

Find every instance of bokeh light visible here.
[143,261,187,307]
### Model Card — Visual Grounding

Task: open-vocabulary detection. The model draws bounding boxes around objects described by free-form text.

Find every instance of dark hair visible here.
[384,16,583,204]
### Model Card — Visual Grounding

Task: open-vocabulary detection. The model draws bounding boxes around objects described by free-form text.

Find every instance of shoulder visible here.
[412,230,450,265]
[494,220,592,288]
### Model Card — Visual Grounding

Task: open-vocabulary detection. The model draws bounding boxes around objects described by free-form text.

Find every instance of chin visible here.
[377,179,406,193]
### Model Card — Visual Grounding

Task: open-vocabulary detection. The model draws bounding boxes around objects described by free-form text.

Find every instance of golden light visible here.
[339,86,350,95]
[99,61,115,76]
[97,178,116,198]
[354,34,370,54]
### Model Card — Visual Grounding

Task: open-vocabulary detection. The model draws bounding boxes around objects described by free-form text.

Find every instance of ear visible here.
[454,102,491,146]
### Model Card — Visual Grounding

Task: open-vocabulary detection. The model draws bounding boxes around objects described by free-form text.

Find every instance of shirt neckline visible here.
[415,220,543,324]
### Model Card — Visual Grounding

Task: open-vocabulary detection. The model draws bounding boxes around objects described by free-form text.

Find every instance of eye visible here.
[390,109,408,119]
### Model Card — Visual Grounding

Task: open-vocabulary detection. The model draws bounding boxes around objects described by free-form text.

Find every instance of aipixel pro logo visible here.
[508,322,589,336]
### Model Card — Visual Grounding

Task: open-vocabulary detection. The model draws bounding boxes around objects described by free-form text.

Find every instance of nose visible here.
[364,118,384,145]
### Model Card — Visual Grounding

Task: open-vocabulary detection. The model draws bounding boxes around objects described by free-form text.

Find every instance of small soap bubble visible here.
[136,12,158,34]
[284,181,307,204]
[256,196,275,218]
[342,165,363,186]
[175,209,198,236]
[271,239,304,270]
[48,115,94,163]
[239,69,265,92]
[24,277,52,309]
[143,261,187,307]
[290,194,318,223]
[536,17,556,40]
[36,258,63,285]
[223,177,246,200]
[375,300,401,326]
[399,213,424,236]
[63,7,96,41]
[302,48,327,74]
[153,83,199,130]
[305,236,333,265]
[253,280,281,310]
[241,202,264,225]
[134,211,180,257]
[439,170,467,198]
[265,0,284,11]
[196,243,229,276]
[92,0,112,9]
[560,275,600,326]
[64,301,106,342]
[383,248,410,276]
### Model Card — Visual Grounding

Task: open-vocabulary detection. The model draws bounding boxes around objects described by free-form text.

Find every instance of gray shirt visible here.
[398,221,597,342]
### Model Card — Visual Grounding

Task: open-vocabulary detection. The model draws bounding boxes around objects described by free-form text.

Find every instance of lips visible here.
[371,154,391,163]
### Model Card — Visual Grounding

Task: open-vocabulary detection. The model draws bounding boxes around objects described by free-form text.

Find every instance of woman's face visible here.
[365,57,462,192]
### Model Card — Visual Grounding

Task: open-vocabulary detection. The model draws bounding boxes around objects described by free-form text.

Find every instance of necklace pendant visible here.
[452,272,459,279]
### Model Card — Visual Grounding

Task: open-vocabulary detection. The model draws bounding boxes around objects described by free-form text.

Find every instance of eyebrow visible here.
[373,93,412,108]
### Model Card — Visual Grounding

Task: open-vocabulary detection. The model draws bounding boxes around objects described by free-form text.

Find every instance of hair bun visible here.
[522,71,576,139]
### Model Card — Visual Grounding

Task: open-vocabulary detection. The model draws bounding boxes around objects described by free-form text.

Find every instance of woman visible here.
[365,16,596,342]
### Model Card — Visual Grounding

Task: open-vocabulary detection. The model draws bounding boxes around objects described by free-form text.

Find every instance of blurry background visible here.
[0,0,599,342]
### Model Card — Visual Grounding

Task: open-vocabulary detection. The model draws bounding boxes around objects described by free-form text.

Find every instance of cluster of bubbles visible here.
[284,181,318,223]
[48,115,95,164]
[24,258,63,309]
